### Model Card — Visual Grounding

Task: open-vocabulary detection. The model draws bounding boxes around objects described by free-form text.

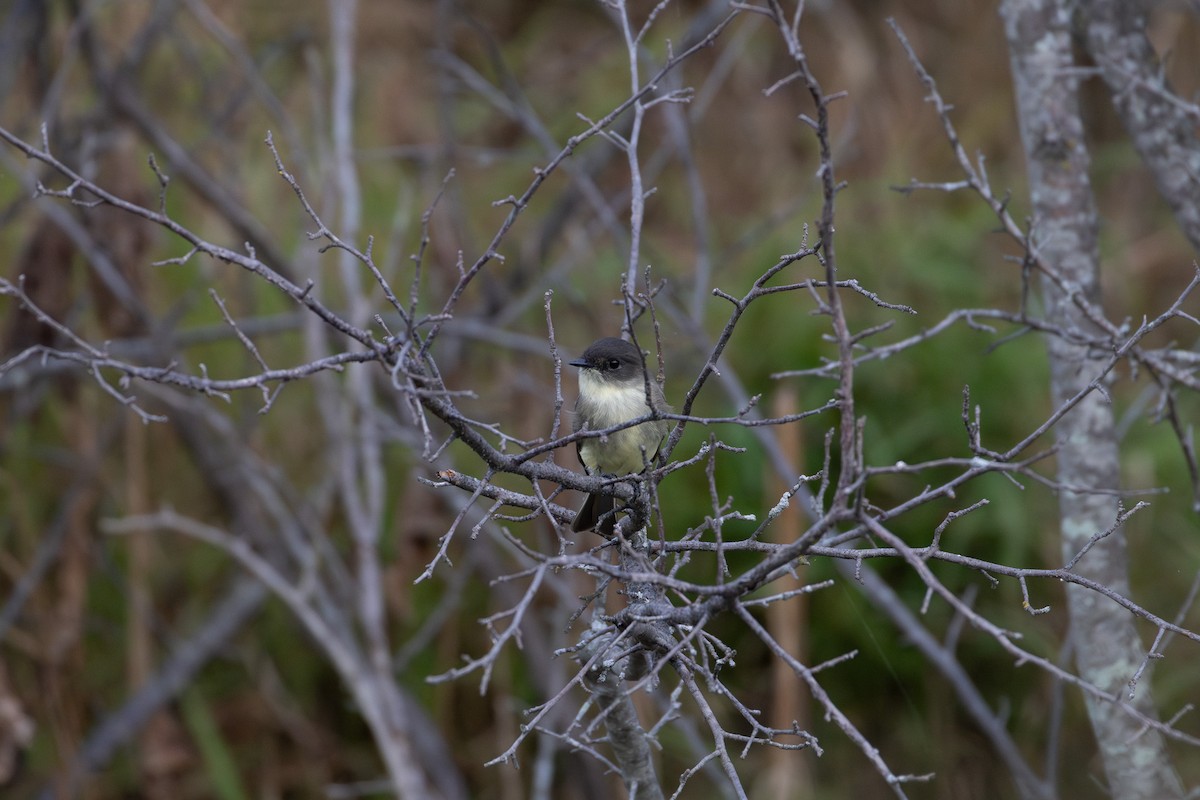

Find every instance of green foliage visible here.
[181,689,251,800]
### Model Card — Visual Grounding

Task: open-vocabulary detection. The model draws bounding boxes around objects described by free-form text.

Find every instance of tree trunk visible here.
[1001,1,1182,797]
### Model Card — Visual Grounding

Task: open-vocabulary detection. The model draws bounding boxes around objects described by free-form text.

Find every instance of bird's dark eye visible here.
[607,358,621,370]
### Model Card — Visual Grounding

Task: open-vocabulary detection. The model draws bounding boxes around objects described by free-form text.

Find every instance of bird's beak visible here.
[568,358,590,369]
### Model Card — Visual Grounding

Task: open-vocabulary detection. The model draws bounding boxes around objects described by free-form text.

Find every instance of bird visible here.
[569,337,670,534]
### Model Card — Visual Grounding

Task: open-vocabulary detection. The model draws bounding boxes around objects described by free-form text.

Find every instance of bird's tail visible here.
[572,491,616,534]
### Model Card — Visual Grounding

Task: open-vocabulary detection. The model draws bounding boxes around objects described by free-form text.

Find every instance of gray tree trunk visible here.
[1001,1,1183,797]
[1082,0,1200,255]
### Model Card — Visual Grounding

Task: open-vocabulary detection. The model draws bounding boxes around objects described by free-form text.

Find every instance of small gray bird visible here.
[570,337,670,534]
